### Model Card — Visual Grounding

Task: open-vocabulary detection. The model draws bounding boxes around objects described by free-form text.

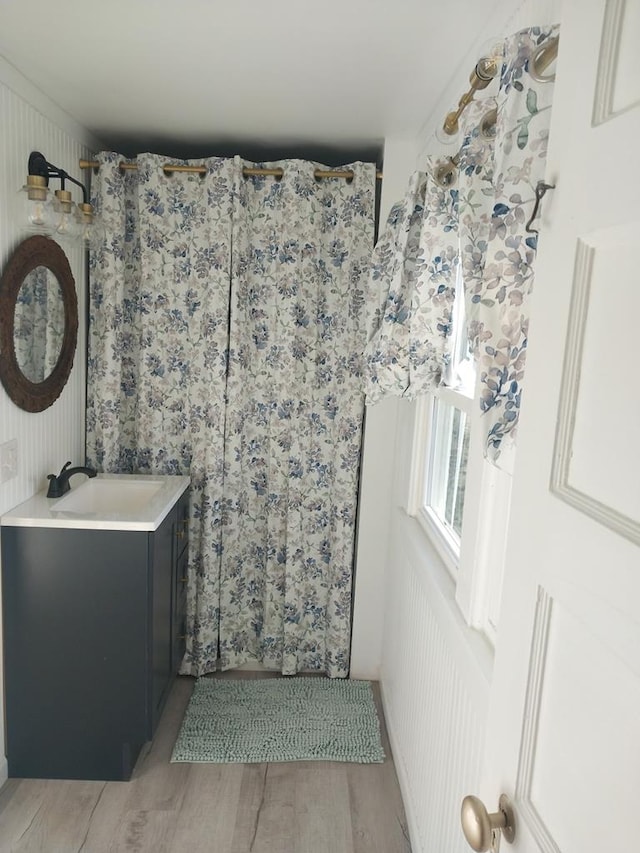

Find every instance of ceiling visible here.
[0,0,501,162]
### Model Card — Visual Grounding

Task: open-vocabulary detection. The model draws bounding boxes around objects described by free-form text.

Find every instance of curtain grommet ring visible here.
[434,159,457,188]
[529,37,559,83]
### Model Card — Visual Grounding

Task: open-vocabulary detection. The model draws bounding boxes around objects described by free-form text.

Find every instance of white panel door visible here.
[470,1,640,851]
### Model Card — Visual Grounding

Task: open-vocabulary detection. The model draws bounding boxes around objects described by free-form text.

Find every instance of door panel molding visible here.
[593,0,640,124]
[551,236,640,545]
[516,583,640,851]
[515,586,560,853]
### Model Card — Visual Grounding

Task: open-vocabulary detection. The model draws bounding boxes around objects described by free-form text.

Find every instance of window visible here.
[409,270,512,644]
[427,398,470,542]
[411,271,475,574]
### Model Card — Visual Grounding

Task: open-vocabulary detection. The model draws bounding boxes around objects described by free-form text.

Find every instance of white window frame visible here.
[453,392,513,643]
[409,387,474,578]
[408,282,513,644]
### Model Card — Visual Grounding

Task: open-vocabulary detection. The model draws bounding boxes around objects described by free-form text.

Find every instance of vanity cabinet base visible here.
[1,489,189,781]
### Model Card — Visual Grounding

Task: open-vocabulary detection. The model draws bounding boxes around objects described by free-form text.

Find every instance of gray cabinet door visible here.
[2,527,149,780]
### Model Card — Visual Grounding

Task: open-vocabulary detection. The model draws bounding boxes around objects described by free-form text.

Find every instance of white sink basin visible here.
[53,477,163,514]
[0,474,190,531]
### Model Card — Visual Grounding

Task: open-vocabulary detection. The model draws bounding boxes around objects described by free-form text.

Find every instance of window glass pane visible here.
[426,399,470,540]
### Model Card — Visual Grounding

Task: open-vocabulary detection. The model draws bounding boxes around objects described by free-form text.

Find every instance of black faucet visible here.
[46,461,97,498]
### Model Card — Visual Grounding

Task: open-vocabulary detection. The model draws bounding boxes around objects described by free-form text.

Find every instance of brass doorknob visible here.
[460,794,515,851]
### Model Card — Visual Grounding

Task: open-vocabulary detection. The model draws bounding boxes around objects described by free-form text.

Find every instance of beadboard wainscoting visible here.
[0,60,98,785]
[380,512,492,853]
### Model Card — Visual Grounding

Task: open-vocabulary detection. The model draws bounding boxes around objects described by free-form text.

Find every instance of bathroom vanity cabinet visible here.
[1,478,189,781]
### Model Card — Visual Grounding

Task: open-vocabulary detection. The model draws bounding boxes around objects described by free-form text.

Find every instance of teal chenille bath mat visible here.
[171,677,385,764]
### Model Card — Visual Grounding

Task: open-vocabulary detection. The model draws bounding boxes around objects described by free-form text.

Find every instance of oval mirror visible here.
[0,236,78,412]
[14,265,65,384]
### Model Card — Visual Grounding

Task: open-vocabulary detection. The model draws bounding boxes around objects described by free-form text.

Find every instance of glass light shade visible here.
[52,190,81,242]
[76,204,104,249]
[19,176,54,234]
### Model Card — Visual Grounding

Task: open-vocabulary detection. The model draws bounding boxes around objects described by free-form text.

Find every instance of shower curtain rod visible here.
[79,160,383,181]
[438,34,559,141]
[432,34,559,188]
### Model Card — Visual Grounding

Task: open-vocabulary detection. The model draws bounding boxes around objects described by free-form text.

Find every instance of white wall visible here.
[0,56,98,784]
[354,1,564,850]
[350,135,417,679]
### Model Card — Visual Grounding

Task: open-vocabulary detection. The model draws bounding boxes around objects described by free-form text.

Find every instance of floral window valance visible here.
[364,25,559,465]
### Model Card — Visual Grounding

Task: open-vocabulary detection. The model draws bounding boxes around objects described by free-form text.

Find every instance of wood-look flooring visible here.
[0,672,411,852]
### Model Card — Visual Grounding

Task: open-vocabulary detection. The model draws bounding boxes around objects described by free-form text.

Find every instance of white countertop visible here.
[1,473,190,532]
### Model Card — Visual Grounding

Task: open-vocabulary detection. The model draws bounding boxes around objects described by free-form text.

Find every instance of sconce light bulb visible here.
[75,203,104,249]
[20,174,54,232]
[21,195,54,235]
[29,203,48,227]
[52,191,81,241]
[56,213,77,239]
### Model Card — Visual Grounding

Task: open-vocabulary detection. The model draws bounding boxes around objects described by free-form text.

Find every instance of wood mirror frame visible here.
[0,235,78,413]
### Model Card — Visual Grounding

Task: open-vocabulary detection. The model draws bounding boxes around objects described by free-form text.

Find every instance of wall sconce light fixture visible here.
[19,151,99,246]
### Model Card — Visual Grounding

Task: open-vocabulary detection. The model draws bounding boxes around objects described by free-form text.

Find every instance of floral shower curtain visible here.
[87,152,234,672]
[86,154,375,677]
[365,25,558,464]
[221,162,375,676]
